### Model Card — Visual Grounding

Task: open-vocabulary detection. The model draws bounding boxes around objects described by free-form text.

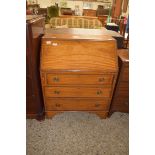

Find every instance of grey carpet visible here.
[26,112,129,155]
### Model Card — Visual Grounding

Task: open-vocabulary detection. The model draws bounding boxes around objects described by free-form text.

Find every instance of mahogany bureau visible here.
[110,49,129,114]
[40,30,118,118]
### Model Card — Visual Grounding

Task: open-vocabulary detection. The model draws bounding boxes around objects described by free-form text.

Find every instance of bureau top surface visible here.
[43,28,119,41]
[43,33,115,42]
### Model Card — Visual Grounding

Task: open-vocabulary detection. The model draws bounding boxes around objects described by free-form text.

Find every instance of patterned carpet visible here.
[27,112,129,155]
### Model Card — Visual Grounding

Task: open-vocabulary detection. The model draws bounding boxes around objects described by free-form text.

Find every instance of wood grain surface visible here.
[26,15,45,119]
[44,86,112,98]
[110,49,129,114]
[40,29,118,119]
[46,74,113,85]
[41,40,117,73]
[45,98,109,111]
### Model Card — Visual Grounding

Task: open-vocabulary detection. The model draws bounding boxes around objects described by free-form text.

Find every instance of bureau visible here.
[110,49,129,114]
[40,29,118,118]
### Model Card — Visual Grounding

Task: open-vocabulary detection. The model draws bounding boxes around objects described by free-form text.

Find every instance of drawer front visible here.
[46,74,113,85]
[122,67,129,82]
[45,98,110,111]
[44,87,111,98]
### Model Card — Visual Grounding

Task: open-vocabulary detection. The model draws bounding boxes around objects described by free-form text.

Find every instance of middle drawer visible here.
[46,74,113,85]
[44,86,112,98]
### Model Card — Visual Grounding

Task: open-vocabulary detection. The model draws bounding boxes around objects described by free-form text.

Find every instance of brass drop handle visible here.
[95,103,100,107]
[55,103,60,107]
[54,90,60,94]
[97,90,103,95]
[98,77,105,82]
[52,42,58,46]
[53,77,59,82]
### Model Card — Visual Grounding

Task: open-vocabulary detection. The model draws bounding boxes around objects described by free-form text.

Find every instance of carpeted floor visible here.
[26,112,129,155]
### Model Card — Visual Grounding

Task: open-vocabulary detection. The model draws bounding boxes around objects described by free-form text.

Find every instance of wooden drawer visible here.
[46,74,113,85]
[45,98,109,111]
[44,86,112,98]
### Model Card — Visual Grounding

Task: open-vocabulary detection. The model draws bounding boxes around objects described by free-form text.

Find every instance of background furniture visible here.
[124,16,129,49]
[96,5,110,16]
[111,0,123,18]
[27,3,40,14]
[48,16,103,29]
[47,5,59,19]
[60,8,74,15]
[38,8,47,16]
[96,5,104,16]
[83,9,96,16]
[40,29,118,119]
[106,23,119,32]
[123,0,129,13]
[26,15,45,119]
[119,17,127,37]
[97,15,108,26]
[110,49,129,114]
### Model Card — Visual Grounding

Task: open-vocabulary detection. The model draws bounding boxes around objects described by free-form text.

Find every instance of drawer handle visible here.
[55,103,60,107]
[95,103,100,107]
[98,78,105,82]
[52,42,58,46]
[54,90,60,94]
[53,77,59,82]
[97,90,103,95]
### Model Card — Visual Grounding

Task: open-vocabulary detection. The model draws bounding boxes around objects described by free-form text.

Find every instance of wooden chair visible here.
[119,17,129,49]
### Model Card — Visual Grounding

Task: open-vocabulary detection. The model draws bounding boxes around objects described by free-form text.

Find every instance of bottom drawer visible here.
[46,111,108,119]
[45,98,110,111]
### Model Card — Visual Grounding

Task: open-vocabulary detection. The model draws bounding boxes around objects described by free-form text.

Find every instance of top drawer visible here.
[46,74,113,85]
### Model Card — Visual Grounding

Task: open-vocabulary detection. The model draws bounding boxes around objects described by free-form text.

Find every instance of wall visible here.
[34,0,53,8]
[27,0,128,17]
[28,0,112,14]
